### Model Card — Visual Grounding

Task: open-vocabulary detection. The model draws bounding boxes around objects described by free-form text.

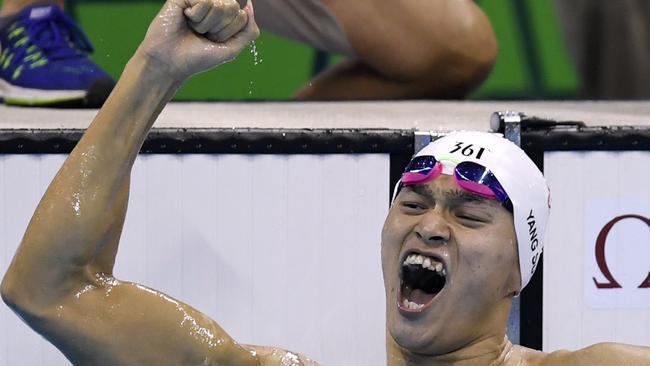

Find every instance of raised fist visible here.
[138,0,259,81]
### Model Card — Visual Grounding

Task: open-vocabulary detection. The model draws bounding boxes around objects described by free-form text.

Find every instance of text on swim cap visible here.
[450,142,488,160]
[527,210,540,274]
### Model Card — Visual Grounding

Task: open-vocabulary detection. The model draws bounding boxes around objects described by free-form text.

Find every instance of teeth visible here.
[402,299,424,310]
[403,253,446,276]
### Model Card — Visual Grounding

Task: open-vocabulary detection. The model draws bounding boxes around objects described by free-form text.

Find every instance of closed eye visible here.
[455,211,491,225]
[457,214,483,221]
[400,201,427,213]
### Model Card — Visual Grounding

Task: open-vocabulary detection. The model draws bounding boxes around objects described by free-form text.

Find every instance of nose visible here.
[415,211,450,245]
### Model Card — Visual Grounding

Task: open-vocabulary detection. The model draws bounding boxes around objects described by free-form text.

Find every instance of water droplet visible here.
[248,80,254,95]
[249,41,263,65]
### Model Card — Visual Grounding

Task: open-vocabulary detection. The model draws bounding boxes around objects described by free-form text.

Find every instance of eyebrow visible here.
[402,185,496,208]
[445,189,497,208]
[403,184,435,202]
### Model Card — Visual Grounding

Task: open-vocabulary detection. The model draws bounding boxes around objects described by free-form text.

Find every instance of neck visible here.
[387,334,523,366]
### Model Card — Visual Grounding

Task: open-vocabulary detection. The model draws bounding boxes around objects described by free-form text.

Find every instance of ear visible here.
[505,239,522,298]
[500,234,522,298]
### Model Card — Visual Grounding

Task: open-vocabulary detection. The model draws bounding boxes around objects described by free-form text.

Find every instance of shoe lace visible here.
[16,10,94,63]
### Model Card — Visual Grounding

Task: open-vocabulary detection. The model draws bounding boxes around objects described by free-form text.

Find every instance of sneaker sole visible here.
[0,78,86,106]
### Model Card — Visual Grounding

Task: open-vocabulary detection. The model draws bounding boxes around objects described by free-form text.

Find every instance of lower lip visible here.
[396,282,440,316]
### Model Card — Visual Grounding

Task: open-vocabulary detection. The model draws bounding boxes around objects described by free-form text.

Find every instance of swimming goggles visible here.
[399,155,512,209]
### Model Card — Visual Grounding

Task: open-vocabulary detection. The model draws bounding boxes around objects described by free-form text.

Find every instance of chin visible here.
[391,330,431,354]
[387,315,447,356]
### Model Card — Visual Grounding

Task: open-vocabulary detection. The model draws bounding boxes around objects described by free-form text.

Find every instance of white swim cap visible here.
[397,131,550,290]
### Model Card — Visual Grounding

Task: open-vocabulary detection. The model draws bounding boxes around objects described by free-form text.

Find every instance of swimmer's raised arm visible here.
[0,1,297,365]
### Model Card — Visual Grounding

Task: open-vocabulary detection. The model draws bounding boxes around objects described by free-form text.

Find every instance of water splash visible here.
[247,42,262,96]
[280,351,301,366]
[74,284,95,299]
[72,192,81,215]
[250,41,263,65]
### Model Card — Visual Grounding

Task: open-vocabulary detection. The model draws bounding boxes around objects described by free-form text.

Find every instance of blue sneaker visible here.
[0,4,114,107]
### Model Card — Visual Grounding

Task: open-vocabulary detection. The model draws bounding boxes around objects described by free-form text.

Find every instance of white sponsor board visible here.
[544,151,650,351]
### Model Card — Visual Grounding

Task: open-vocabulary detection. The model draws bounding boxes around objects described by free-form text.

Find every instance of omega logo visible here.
[593,214,650,289]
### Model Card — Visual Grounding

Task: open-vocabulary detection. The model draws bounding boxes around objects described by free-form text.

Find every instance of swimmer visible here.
[383,133,650,365]
[1,1,649,366]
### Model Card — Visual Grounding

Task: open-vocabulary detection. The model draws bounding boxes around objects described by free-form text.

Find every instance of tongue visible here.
[408,288,436,305]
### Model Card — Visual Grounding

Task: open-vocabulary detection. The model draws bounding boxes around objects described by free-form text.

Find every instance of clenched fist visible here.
[138,0,259,81]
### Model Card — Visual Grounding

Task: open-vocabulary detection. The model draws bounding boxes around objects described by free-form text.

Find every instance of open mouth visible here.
[398,252,447,313]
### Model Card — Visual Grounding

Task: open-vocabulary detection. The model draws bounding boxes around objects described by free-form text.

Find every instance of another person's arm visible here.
[0,1,309,365]
[295,0,497,100]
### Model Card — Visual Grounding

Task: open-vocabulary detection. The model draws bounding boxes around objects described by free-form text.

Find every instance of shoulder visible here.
[538,343,650,366]
[244,345,320,366]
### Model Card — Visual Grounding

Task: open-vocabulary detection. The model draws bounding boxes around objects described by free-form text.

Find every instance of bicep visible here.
[42,279,258,366]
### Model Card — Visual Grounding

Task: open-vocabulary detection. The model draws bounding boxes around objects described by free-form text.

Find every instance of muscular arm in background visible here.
[0,1,314,365]
[296,0,497,100]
